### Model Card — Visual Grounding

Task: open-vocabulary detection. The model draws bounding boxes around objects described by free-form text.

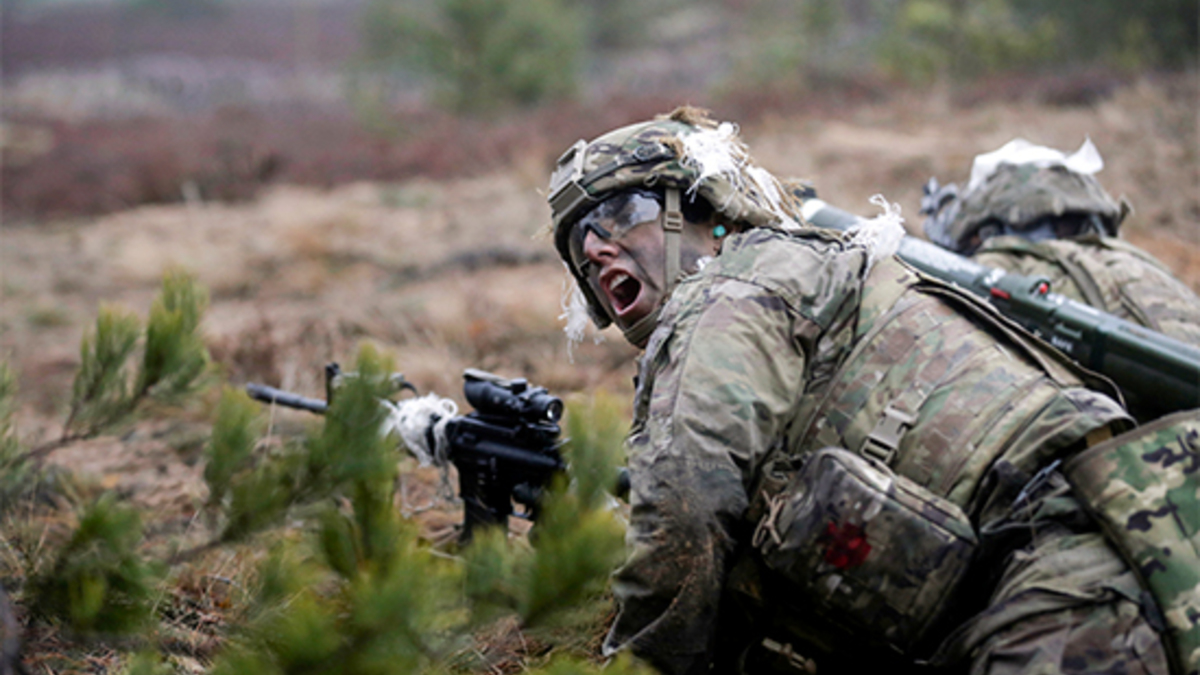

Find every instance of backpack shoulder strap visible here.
[982,237,1111,311]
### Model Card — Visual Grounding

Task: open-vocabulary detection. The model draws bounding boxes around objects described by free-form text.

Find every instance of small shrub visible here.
[63,305,142,439]
[203,387,264,510]
[15,280,643,673]
[0,362,57,513]
[875,0,1057,84]
[137,268,211,401]
[26,493,164,636]
[202,348,641,674]
[63,268,211,440]
[26,306,71,329]
[358,0,582,114]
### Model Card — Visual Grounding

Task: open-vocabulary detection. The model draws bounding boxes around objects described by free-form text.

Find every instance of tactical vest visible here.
[975,235,1200,349]
[774,254,1128,508]
[745,254,1132,658]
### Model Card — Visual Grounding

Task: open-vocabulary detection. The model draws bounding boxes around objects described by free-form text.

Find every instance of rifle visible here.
[247,364,566,543]
[801,199,1200,420]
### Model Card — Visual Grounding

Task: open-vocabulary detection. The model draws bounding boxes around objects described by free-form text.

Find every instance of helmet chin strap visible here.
[621,310,659,348]
[620,188,684,348]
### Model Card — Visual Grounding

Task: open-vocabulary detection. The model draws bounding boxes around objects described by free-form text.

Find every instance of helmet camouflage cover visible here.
[547,107,810,329]
[943,162,1127,254]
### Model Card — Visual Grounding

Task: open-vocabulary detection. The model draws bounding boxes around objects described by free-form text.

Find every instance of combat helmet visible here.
[548,107,808,345]
[930,160,1129,255]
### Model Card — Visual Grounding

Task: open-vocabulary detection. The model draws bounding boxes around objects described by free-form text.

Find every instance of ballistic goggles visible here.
[971,212,1107,254]
[566,190,664,279]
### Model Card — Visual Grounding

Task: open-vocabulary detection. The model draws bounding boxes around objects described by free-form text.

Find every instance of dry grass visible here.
[1,74,1198,672]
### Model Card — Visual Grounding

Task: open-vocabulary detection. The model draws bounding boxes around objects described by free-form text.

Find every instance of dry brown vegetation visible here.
[1,70,1198,672]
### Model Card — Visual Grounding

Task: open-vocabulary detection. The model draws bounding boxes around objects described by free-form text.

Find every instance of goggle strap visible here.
[663,188,683,297]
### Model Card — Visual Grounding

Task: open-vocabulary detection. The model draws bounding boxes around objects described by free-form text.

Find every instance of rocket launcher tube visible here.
[803,199,1200,419]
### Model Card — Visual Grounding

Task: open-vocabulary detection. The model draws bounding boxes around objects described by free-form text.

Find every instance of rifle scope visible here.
[462,368,563,424]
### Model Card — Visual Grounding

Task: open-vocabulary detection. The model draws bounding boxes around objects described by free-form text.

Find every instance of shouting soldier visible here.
[547,109,1172,675]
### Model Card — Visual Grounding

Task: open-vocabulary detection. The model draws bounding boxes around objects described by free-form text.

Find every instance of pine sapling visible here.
[468,391,628,632]
[135,267,210,402]
[0,361,58,514]
[55,268,212,448]
[26,493,164,637]
[203,387,265,510]
[62,305,140,440]
[204,358,647,674]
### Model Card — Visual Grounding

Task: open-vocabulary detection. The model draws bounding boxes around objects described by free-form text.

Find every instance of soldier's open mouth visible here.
[609,272,642,313]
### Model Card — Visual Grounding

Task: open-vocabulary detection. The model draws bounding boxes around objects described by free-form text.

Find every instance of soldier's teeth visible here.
[611,272,630,289]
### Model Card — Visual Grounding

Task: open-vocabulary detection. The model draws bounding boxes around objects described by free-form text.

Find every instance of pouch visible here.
[752,447,978,652]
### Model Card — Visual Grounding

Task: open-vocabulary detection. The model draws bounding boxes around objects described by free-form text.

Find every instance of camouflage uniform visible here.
[973,236,1200,349]
[548,113,1174,675]
[926,161,1200,350]
[613,227,1167,674]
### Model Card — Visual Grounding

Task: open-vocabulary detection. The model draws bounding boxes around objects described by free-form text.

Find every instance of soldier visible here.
[921,138,1200,350]
[548,109,1171,674]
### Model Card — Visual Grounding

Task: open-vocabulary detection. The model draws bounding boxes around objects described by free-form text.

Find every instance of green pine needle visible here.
[64,304,140,437]
[27,493,163,636]
[137,267,211,402]
[205,387,265,509]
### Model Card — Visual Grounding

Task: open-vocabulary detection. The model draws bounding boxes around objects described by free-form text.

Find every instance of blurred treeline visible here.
[4,0,1195,219]
[352,0,1199,113]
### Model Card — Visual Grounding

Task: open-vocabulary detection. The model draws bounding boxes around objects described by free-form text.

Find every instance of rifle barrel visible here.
[802,199,1200,418]
[245,383,328,415]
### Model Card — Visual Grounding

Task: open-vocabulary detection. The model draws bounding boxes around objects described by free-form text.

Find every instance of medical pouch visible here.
[753,447,978,653]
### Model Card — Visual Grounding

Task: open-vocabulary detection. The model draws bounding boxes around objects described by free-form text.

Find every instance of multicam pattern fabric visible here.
[548,108,810,329]
[937,474,1170,675]
[1065,409,1200,675]
[754,448,978,650]
[974,235,1200,350]
[604,226,1141,674]
[548,109,809,239]
[946,162,1125,252]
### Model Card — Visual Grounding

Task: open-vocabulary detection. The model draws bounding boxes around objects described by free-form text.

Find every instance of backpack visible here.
[1064,408,1200,675]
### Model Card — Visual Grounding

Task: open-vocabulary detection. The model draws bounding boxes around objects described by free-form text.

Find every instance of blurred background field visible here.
[2,0,1196,403]
[0,0,1197,672]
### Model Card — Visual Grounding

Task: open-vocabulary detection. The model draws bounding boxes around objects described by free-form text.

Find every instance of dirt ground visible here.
[1,73,1198,670]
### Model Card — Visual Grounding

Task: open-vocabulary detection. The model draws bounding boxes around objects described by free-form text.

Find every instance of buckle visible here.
[760,638,817,674]
[663,188,683,232]
[632,141,672,163]
[862,405,916,466]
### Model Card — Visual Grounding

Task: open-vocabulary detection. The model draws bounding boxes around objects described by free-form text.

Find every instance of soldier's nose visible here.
[582,230,619,263]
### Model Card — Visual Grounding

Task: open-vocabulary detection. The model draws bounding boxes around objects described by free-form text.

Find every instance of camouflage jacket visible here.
[973,234,1200,348]
[605,227,1131,675]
